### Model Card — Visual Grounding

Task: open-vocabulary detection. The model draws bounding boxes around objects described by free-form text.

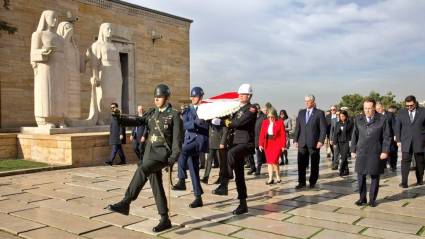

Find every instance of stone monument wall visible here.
[0,0,191,128]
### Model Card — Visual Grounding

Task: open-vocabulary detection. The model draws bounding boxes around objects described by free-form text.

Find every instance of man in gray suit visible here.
[293,94,327,189]
[351,97,391,207]
[396,95,425,188]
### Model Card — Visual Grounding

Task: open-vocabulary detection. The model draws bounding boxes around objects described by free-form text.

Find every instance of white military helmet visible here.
[237,83,253,94]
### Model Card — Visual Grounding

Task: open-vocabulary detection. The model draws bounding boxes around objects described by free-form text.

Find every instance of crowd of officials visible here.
[104,83,425,232]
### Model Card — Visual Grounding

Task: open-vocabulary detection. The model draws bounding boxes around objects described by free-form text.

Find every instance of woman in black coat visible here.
[331,110,353,176]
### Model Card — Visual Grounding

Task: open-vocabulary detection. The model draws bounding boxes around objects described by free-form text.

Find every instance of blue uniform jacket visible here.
[182,106,209,153]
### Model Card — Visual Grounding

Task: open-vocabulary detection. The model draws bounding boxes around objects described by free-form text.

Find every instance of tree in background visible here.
[337,91,402,115]
[0,0,17,35]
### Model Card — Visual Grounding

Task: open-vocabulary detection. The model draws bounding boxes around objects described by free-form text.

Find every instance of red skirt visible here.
[265,137,282,164]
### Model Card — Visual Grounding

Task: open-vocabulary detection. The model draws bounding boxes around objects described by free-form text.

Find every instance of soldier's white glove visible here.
[211,118,221,126]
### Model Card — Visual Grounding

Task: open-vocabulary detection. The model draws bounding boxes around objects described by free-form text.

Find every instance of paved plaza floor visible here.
[1,149,425,238]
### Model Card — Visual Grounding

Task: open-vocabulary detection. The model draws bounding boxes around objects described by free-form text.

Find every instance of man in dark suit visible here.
[201,117,228,184]
[105,102,126,166]
[351,97,390,207]
[293,95,327,189]
[172,87,208,208]
[254,104,267,175]
[130,105,147,164]
[325,105,338,158]
[396,95,425,188]
[376,102,398,172]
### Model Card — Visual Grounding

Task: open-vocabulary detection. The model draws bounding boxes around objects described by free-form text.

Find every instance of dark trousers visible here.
[401,147,425,185]
[297,146,320,186]
[132,141,145,162]
[255,148,265,173]
[199,152,206,168]
[203,148,223,178]
[177,141,203,196]
[109,144,126,163]
[335,142,350,175]
[358,174,380,203]
[124,159,168,215]
[226,144,250,200]
[247,154,256,171]
[388,142,398,169]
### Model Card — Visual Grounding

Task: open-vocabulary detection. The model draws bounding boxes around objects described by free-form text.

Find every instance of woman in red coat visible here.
[259,107,286,184]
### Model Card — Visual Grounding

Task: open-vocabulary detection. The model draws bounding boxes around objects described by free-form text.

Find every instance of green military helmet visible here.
[154,84,171,97]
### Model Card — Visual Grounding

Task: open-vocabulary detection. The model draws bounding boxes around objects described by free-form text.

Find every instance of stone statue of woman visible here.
[57,21,82,120]
[30,10,67,128]
[86,23,122,125]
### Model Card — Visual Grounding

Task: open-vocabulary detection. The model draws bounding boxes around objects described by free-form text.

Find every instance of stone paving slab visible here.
[91,213,146,228]
[362,228,425,239]
[288,207,360,224]
[312,229,374,239]
[11,208,109,235]
[0,199,39,213]
[231,229,295,239]
[286,215,365,234]
[19,227,84,239]
[0,212,46,235]
[23,188,83,201]
[32,198,111,219]
[82,225,156,239]
[0,230,22,239]
[355,217,421,234]
[225,214,321,238]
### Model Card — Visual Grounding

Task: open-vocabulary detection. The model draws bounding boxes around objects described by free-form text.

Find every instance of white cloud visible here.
[127,0,425,113]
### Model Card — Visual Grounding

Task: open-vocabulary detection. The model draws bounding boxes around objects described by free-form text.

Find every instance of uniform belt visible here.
[267,134,274,139]
[149,134,165,143]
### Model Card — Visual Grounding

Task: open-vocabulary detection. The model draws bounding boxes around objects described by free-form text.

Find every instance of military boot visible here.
[189,196,203,208]
[172,179,186,191]
[232,199,248,215]
[153,214,172,232]
[105,200,130,215]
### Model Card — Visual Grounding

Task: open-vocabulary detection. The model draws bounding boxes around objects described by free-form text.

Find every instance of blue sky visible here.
[127,0,425,115]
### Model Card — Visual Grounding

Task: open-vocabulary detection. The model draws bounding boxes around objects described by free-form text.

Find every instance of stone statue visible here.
[86,23,122,125]
[30,10,67,128]
[57,21,82,120]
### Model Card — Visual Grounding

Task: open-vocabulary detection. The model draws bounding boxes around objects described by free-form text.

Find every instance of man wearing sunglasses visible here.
[396,95,425,188]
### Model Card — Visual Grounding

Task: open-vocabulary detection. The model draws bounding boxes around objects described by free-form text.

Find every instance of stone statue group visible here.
[30,10,123,128]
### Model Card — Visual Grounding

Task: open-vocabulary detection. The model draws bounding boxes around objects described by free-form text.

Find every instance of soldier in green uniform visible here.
[105,84,183,233]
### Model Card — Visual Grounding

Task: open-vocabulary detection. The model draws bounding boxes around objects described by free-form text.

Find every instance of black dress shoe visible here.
[254,171,261,176]
[152,218,172,232]
[117,161,126,165]
[199,165,205,169]
[416,181,424,186]
[276,179,282,183]
[212,185,228,196]
[201,177,209,184]
[247,168,256,175]
[295,184,306,190]
[105,201,130,215]
[172,179,186,191]
[399,183,408,188]
[105,161,113,166]
[189,197,203,208]
[355,199,367,206]
[212,165,219,168]
[368,201,377,207]
[309,184,316,189]
[232,202,248,215]
[266,179,274,185]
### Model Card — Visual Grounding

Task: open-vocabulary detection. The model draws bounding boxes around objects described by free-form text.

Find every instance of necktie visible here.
[409,111,414,123]
[306,110,311,123]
